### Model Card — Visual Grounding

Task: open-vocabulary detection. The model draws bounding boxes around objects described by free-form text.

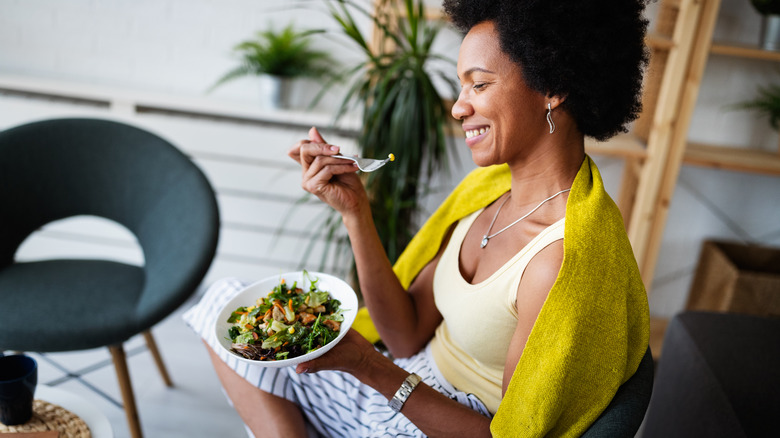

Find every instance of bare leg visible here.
[206,342,309,438]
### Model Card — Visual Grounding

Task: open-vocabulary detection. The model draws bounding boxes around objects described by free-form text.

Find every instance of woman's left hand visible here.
[297,329,492,437]
[295,329,380,375]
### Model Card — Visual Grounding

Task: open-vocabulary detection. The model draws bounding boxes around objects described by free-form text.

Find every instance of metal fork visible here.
[333,153,395,172]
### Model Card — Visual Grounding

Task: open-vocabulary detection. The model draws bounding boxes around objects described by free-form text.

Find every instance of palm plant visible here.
[294,0,458,273]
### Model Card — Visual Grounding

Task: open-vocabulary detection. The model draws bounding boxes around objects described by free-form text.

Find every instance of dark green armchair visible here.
[582,347,654,437]
[0,118,220,438]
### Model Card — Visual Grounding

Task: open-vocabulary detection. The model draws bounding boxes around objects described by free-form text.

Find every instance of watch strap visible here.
[388,373,422,412]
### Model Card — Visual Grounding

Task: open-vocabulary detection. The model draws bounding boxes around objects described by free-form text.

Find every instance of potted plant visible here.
[734,83,780,129]
[750,0,780,51]
[294,0,458,274]
[210,24,335,109]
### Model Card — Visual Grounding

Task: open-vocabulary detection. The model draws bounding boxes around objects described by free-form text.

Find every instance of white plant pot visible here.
[258,75,293,109]
[760,14,780,52]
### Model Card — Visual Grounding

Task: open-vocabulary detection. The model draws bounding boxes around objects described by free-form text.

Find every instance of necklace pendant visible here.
[481,235,489,248]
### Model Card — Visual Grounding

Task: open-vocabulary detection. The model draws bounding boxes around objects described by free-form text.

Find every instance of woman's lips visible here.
[464,126,490,147]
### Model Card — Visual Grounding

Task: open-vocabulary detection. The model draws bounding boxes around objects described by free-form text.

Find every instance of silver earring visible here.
[546,103,555,134]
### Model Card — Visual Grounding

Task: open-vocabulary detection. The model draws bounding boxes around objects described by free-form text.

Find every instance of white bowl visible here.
[214,271,358,368]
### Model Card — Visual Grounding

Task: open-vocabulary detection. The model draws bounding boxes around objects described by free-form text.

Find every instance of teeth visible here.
[465,127,490,138]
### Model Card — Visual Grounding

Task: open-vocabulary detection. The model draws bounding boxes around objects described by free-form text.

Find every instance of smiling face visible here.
[452,21,550,167]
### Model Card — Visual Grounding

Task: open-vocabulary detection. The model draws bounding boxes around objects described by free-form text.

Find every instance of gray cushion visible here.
[0,260,144,350]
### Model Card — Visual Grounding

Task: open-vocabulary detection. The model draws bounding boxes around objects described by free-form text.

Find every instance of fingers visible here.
[288,126,341,168]
[295,361,313,374]
[294,330,374,375]
[309,126,326,143]
[301,157,359,196]
[288,126,363,208]
[289,140,340,167]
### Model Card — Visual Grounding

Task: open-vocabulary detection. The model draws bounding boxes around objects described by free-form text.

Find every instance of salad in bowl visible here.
[214,271,358,367]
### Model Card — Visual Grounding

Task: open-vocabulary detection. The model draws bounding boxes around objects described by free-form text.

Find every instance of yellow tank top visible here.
[429,209,565,414]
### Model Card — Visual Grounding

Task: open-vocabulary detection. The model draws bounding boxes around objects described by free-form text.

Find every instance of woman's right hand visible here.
[288,127,369,216]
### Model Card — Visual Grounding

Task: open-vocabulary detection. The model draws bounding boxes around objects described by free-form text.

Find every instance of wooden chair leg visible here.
[109,344,143,438]
[143,330,173,387]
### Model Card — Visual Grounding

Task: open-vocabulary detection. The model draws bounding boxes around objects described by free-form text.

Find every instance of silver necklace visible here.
[480,188,571,248]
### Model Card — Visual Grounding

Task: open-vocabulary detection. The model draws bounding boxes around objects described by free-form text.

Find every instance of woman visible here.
[184,0,650,436]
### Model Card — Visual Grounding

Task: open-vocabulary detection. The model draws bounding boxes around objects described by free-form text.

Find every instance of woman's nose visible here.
[451,88,472,121]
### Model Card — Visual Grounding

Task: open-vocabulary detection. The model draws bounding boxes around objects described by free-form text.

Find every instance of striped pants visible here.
[182,278,492,438]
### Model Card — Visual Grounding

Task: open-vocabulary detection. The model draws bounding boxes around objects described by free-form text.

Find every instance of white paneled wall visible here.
[1,0,779,320]
[0,90,361,284]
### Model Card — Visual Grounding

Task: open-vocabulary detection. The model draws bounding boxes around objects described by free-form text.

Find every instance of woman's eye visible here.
[473,82,488,91]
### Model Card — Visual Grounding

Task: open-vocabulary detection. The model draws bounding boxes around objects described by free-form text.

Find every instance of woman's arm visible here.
[344,204,450,357]
[289,128,443,357]
[502,240,564,395]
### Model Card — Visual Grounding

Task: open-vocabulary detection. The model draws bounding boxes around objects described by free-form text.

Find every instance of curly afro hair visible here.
[443,0,649,141]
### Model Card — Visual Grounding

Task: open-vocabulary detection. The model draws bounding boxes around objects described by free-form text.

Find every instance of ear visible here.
[546,94,567,111]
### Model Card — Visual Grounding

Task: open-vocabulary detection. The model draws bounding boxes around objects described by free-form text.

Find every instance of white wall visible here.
[0,0,356,109]
[0,0,778,319]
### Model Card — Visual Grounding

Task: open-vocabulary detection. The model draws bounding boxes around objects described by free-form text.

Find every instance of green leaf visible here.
[227,307,247,323]
[235,332,255,344]
[732,83,780,130]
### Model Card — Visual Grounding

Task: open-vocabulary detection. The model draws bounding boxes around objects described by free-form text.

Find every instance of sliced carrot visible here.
[273,301,285,313]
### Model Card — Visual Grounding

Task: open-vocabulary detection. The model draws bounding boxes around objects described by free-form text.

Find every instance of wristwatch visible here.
[388,373,422,412]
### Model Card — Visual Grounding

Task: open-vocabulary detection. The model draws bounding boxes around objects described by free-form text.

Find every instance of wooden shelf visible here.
[684,142,780,175]
[647,37,780,62]
[710,41,780,62]
[586,134,780,176]
[585,134,647,160]
[646,34,675,51]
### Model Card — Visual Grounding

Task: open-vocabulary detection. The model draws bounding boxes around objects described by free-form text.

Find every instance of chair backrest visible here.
[581,347,654,437]
[0,117,220,325]
[642,312,780,438]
